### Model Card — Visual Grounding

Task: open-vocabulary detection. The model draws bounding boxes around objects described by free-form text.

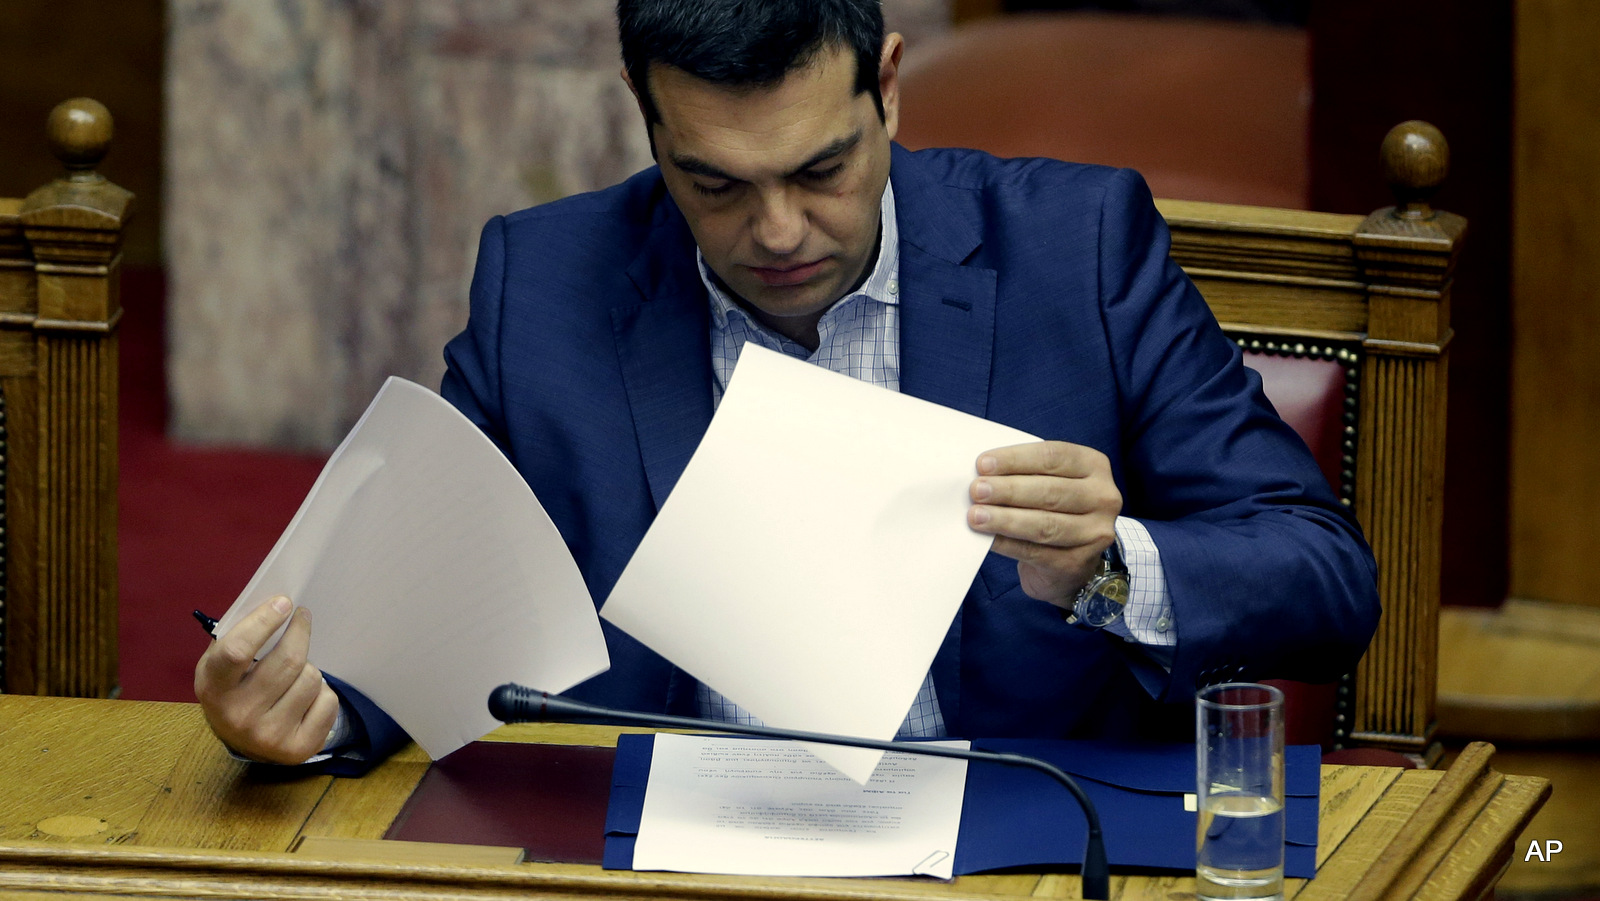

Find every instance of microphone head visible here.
[488,682,541,723]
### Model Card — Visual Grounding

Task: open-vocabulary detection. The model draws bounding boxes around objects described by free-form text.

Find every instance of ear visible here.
[620,65,659,159]
[621,66,646,115]
[878,33,905,141]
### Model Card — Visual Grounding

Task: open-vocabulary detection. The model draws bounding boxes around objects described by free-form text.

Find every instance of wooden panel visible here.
[1510,0,1600,608]
[1351,351,1447,752]
[4,374,39,695]
[1162,201,1365,283]
[32,333,118,697]
[1159,199,1367,236]
[0,328,38,376]
[1190,275,1368,335]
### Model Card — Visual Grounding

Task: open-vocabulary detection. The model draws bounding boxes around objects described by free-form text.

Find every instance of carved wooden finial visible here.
[1380,120,1449,220]
[46,98,114,182]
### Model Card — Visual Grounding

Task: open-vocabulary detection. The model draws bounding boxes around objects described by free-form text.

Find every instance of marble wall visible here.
[165,0,951,448]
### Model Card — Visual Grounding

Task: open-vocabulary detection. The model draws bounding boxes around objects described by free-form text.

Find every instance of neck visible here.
[737,302,824,351]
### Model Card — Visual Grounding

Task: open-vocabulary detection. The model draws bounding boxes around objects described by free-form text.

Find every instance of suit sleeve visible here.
[1096,168,1380,703]
[315,675,412,777]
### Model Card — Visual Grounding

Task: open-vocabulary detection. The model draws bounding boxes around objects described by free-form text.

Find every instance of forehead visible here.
[650,45,868,177]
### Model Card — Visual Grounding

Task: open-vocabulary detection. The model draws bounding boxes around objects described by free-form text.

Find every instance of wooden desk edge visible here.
[0,841,1033,901]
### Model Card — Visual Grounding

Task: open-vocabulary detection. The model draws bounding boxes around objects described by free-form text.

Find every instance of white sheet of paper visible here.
[601,345,1037,782]
[633,734,969,878]
[213,377,610,759]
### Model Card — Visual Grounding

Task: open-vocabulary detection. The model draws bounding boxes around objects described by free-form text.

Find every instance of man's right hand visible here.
[194,596,341,765]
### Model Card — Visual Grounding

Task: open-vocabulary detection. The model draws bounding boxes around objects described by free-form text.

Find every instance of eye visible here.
[799,163,845,184]
[692,180,734,198]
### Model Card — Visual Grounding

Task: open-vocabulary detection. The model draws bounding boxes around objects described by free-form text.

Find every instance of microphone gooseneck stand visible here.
[488,683,1111,900]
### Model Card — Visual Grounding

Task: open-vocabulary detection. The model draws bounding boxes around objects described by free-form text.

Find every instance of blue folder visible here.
[602,735,1319,877]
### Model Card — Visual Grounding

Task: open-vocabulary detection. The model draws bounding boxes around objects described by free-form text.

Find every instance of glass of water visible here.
[1196,682,1285,901]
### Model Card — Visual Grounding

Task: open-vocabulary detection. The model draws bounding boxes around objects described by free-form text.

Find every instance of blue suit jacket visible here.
[338,145,1378,769]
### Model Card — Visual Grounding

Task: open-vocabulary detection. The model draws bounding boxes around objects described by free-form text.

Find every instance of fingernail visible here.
[971,506,991,525]
[978,455,997,474]
[972,479,993,500]
[270,596,291,615]
[300,607,312,623]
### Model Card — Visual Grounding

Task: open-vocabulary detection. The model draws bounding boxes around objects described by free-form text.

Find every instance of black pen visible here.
[193,609,219,638]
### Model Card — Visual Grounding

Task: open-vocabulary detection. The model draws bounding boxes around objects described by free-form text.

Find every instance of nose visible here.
[750,187,805,257]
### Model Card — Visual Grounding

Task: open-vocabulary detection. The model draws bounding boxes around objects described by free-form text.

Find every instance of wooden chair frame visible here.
[1157,124,1463,762]
[0,99,128,698]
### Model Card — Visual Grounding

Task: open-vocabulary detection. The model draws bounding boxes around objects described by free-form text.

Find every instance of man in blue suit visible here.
[195,0,1378,770]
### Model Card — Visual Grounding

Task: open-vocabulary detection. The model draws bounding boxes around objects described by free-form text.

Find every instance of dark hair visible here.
[618,0,886,126]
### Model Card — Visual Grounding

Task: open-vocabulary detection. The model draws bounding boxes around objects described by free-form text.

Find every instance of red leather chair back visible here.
[1244,349,1382,757]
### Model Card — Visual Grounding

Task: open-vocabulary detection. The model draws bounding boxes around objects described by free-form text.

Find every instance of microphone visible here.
[489,683,1110,900]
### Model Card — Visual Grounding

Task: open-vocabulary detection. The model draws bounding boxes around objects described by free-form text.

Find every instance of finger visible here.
[265,660,326,723]
[197,596,294,691]
[971,473,1118,515]
[969,503,1115,551]
[300,681,342,751]
[249,664,333,765]
[990,534,1106,573]
[977,441,1106,479]
[283,678,341,764]
[244,606,315,696]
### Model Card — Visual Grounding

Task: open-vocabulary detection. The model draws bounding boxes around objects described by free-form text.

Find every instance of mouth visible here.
[746,258,828,287]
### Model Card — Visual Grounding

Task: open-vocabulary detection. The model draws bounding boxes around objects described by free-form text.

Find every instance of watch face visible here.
[1077,573,1130,628]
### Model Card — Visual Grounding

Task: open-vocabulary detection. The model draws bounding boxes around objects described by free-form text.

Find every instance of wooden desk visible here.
[0,696,1549,900]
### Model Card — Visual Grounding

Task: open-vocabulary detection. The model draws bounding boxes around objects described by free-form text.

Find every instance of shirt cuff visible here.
[1103,516,1175,654]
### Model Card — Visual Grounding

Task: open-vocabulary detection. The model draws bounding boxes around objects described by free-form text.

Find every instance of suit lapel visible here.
[612,200,714,511]
[890,145,998,422]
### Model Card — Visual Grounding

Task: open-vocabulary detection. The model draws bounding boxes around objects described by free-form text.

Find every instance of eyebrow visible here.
[669,130,863,183]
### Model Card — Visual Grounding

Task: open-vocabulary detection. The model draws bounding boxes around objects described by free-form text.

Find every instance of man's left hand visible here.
[968,441,1122,608]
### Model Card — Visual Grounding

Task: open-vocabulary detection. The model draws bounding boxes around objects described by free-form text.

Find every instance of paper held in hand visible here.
[601,345,1037,782]
[213,377,611,760]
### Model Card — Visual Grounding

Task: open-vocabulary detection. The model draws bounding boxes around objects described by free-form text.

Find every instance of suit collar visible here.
[889,143,982,266]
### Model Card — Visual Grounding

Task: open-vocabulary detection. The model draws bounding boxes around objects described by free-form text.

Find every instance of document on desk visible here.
[632,734,968,878]
[601,345,1037,782]
[213,377,610,760]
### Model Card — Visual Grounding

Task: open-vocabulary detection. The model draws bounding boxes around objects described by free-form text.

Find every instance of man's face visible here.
[640,39,901,331]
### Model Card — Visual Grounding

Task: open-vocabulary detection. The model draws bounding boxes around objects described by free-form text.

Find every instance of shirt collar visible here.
[699,181,900,330]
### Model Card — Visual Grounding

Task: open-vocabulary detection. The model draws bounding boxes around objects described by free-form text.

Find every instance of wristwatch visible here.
[1064,539,1130,630]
